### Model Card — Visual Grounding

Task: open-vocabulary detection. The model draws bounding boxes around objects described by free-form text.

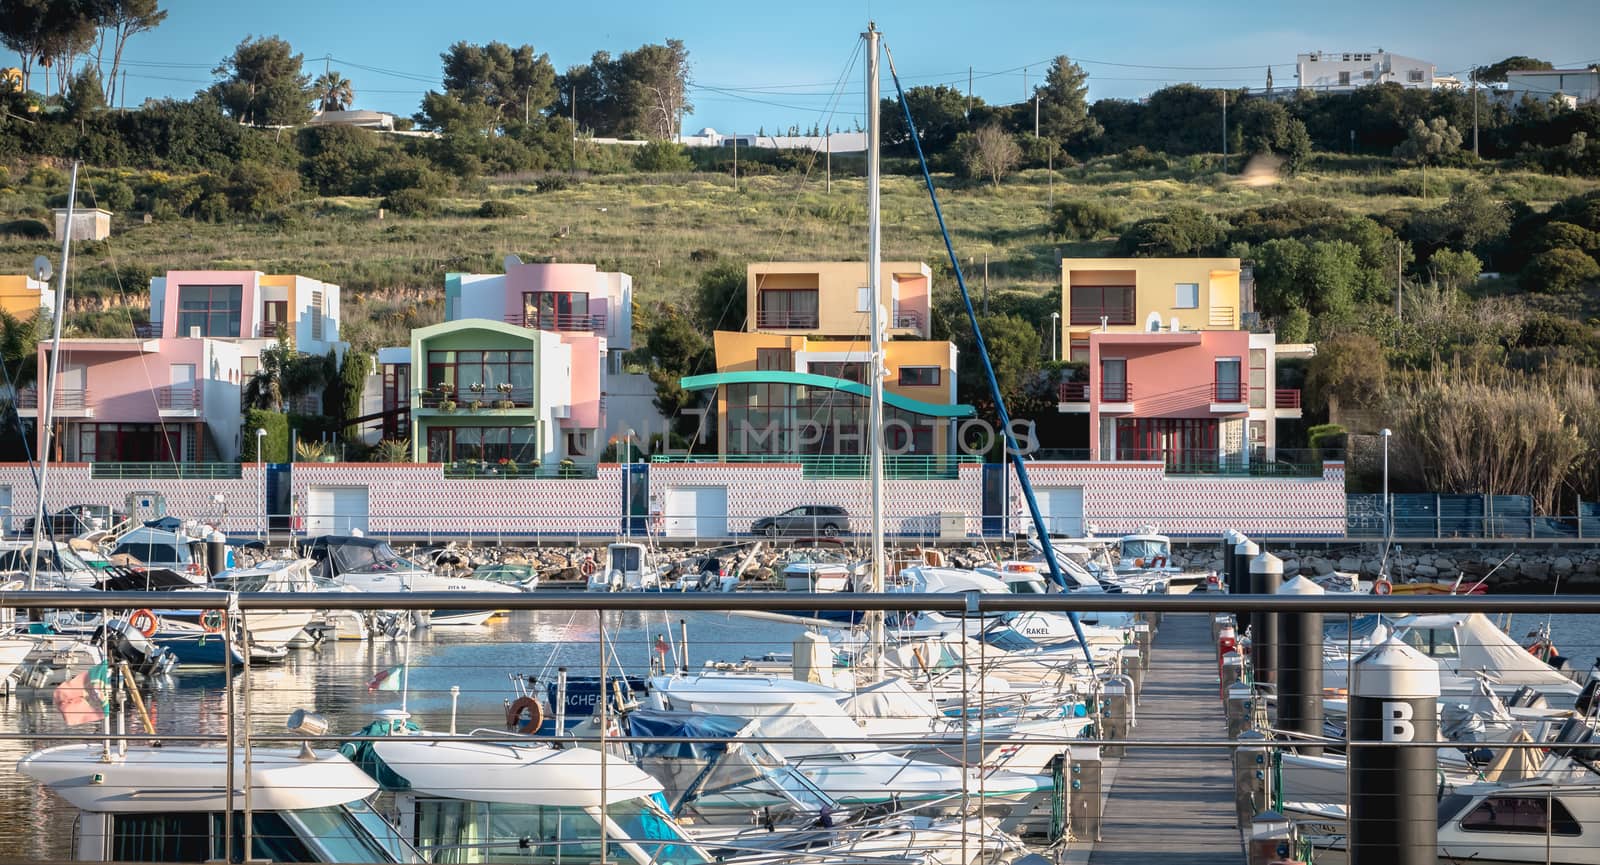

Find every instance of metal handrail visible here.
[155,385,200,410]
[506,311,607,333]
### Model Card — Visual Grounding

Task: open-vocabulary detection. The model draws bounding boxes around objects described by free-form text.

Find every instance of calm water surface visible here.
[0,609,806,860]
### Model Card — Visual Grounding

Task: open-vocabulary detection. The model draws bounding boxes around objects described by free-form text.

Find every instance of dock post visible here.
[1349,638,1439,865]
[1221,529,1240,591]
[1276,575,1325,755]
[1101,678,1131,757]
[1250,551,1283,686]
[1120,644,1143,695]
[1134,619,1152,671]
[1231,728,1271,829]
[1224,680,1254,738]
[1233,537,1260,649]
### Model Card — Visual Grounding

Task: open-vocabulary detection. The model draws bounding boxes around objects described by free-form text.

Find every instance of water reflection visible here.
[0,609,803,859]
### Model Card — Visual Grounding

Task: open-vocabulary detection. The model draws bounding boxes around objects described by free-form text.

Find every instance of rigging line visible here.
[881,39,1092,670]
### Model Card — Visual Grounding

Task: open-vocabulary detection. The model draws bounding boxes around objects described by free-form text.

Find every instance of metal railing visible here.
[89,461,242,480]
[1067,307,1136,327]
[1207,305,1235,328]
[1111,447,1328,477]
[416,386,536,410]
[649,453,979,479]
[155,385,201,410]
[14,387,91,411]
[1347,492,1600,539]
[891,308,923,331]
[1211,381,1245,402]
[1056,381,1134,402]
[442,461,598,480]
[506,311,608,333]
[1275,388,1301,409]
[754,310,821,329]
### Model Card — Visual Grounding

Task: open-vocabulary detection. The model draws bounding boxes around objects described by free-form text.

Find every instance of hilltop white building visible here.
[1296,51,1435,93]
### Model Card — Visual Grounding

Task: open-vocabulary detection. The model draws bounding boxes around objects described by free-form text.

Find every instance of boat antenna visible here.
[28,161,78,591]
[863,22,886,683]
[880,45,1093,668]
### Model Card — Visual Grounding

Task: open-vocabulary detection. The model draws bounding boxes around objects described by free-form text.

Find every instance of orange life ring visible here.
[199,609,227,634]
[580,560,597,577]
[506,696,544,733]
[1373,579,1393,596]
[1152,555,1168,568]
[1133,557,1145,568]
[128,609,159,637]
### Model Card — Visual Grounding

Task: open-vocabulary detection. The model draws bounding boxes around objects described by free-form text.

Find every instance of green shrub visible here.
[0,218,49,239]
[1522,247,1600,294]
[226,163,300,218]
[1116,146,1170,171]
[243,409,289,462]
[633,141,692,172]
[477,199,524,218]
[1535,221,1600,254]
[1307,423,1347,460]
[536,174,572,193]
[1048,200,1121,240]
[382,187,435,216]
[1275,307,1311,343]
[99,181,135,212]
[1115,205,1227,256]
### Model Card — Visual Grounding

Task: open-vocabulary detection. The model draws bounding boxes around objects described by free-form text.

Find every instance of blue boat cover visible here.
[624,709,746,759]
[143,516,184,530]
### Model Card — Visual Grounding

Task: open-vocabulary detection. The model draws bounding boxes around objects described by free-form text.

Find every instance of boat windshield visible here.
[289,803,421,863]
[1121,538,1169,561]
[476,565,534,584]
[414,796,709,865]
[980,627,1039,653]
[678,745,833,820]
[331,542,415,574]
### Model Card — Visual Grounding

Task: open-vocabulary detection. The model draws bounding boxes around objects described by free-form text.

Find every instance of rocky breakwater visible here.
[1175,545,1600,593]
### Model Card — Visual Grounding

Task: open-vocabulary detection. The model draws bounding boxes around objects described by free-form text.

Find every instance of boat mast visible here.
[865,24,885,680]
[28,161,77,591]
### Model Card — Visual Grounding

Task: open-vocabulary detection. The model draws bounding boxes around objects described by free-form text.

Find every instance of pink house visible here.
[149,270,344,369]
[21,337,245,462]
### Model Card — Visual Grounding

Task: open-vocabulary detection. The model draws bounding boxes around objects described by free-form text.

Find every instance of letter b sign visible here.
[1381,701,1415,742]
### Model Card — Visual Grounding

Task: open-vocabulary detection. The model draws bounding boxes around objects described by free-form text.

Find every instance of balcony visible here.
[1057,380,1133,413]
[133,323,161,338]
[1068,306,1136,328]
[755,311,820,330]
[13,387,93,417]
[891,309,924,333]
[260,321,284,338]
[1210,380,1247,413]
[1111,447,1327,477]
[1275,387,1303,418]
[506,311,607,334]
[416,386,536,411]
[91,462,242,480]
[155,385,201,416]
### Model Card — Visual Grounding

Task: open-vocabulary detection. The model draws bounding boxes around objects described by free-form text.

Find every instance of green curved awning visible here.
[680,370,975,418]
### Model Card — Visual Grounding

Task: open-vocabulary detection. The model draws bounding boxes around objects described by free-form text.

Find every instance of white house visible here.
[1296,51,1435,92]
[1504,69,1600,105]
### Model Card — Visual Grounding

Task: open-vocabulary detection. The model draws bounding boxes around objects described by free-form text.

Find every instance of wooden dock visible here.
[1084,613,1243,864]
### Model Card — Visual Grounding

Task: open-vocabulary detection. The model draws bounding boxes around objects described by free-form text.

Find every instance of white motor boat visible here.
[303,535,519,626]
[783,560,852,592]
[18,743,421,862]
[588,542,665,591]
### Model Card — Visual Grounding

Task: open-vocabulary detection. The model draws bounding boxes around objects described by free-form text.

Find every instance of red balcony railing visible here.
[155,386,200,410]
[1275,388,1302,409]
[133,323,161,338]
[1058,382,1089,402]
[15,388,91,411]
[1068,306,1136,327]
[260,321,283,338]
[1060,381,1135,402]
[507,312,607,333]
[755,311,820,330]
[417,386,536,409]
[1211,381,1246,402]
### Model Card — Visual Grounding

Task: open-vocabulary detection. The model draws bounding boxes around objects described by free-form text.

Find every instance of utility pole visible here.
[570,87,577,173]
[967,66,973,118]
[1023,66,1028,99]
[1034,94,1040,138]
[732,136,738,191]
[983,254,990,316]
[1220,89,1228,171]
[1471,70,1479,158]
[525,85,531,125]
[825,131,831,194]
[1396,241,1404,321]
[1048,150,1054,206]
[120,70,126,111]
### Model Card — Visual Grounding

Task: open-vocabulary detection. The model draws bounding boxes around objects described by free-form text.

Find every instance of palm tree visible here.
[314,71,354,113]
[243,340,288,411]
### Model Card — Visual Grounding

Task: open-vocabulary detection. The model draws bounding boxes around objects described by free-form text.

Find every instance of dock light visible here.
[287,708,330,759]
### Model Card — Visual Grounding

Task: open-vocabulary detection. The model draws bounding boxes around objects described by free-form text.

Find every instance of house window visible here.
[899,366,940,387]
[1069,335,1090,363]
[310,290,324,341]
[1338,71,1351,86]
[262,300,288,338]
[1214,357,1242,401]
[1408,69,1424,83]
[176,284,242,337]
[76,423,184,462]
[427,426,539,464]
[757,289,820,329]
[565,431,591,458]
[523,291,592,331]
[425,349,535,405]
[1099,358,1128,402]
[1249,348,1268,409]
[1174,283,1199,309]
[1460,797,1580,835]
[1362,70,1374,80]
[810,361,867,384]
[1069,285,1135,326]
[856,286,871,312]
[756,348,793,371]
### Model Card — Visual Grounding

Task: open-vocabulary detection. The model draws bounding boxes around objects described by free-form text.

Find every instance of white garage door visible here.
[306,485,370,535]
[663,486,728,541]
[1035,486,1084,537]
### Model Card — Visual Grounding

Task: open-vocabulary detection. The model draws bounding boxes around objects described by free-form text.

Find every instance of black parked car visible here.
[751,505,850,537]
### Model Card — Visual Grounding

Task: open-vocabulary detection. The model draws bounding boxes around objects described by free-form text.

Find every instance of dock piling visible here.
[1276,575,1325,756]
[1249,551,1283,686]
[1349,638,1439,865]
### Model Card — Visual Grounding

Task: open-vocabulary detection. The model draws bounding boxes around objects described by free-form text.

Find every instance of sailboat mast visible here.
[28,161,78,591]
[864,24,886,677]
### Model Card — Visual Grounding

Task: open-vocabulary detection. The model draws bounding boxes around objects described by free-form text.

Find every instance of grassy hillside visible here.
[1,153,1596,349]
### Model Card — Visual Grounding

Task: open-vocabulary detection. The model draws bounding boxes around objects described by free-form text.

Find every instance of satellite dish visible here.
[503,254,523,271]
[31,256,52,283]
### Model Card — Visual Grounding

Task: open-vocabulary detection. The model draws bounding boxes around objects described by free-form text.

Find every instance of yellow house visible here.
[0,275,54,319]
[1062,258,1244,360]
[748,261,932,338]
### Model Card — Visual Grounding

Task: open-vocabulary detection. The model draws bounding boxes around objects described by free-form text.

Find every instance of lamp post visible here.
[1050,312,1060,362]
[1380,428,1392,540]
[623,427,636,537]
[255,428,268,543]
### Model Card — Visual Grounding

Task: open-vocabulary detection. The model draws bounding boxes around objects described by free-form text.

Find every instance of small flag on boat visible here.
[654,635,670,655]
[367,664,405,693]
[54,662,111,727]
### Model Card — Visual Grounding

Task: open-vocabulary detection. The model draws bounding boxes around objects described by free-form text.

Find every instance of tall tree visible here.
[210,35,312,127]
[1394,116,1463,165]
[313,70,354,112]
[1235,97,1312,170]
[959,123,1021,187]
[1472,56,1553,84]
[880,84,971,154]
[553,39,691,139]
[418,40,555,131]
[95,0,165,105]
[1033,55,1101,146]
[0,0,97,96]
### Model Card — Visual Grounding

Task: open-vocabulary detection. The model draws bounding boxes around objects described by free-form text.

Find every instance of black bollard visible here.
[1276,575,1325,756]
[1349,637,1439,865]
[1221,529,1240,592]
[1233,537,1259,640]
[1250,551,1283,686]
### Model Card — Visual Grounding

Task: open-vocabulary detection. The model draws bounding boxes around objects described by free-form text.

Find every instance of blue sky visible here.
[8,0,1598,132]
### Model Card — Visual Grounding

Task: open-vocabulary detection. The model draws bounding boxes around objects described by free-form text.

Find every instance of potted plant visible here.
[440,398,457,412]
[468,399,483,412]
[494,399,515,410]
[559,458,577,478]
[469,382,486,396]
[497,382,513,395]
[295,440,328,462]
[500,457,518,476]
[527,459,541,476]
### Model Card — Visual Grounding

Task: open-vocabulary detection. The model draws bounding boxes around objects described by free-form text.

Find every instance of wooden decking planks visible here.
[1086,612,1244,864]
